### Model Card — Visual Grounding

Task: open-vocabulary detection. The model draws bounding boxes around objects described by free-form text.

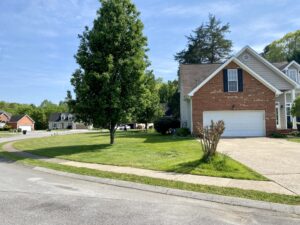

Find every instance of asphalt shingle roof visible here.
[9,115,25,122]
[180,63,222,96]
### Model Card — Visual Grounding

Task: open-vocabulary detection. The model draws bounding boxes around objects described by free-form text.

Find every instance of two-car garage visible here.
[203,110,266,137]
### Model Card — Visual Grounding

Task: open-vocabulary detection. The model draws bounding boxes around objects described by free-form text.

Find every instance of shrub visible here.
[175,128,190,137]
[154,117,180,135]
[2,125,12,131]
[195,120,225,162]
[136,124,143,129]
[17,128,22,133]
[270,132,287,138]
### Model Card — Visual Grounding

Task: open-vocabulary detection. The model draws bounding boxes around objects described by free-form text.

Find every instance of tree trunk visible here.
[145,122,148,132]
[109,122,116,145]
[110,130,115,144]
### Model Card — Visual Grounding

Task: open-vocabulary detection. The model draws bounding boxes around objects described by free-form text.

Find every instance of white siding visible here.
[287,64,300,84]
[238,50,294,90]
[276,94,286,129]
[180,93,191,130]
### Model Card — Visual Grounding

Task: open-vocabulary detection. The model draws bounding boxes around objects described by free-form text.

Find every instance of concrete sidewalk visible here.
[2,142,297,196]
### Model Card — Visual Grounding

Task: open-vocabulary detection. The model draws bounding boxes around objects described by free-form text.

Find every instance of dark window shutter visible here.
[238,69,243,92]
[223,69,228,92]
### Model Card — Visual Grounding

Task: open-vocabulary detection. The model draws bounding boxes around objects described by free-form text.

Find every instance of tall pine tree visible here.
[68,0,148,144]
[175,14,232,64]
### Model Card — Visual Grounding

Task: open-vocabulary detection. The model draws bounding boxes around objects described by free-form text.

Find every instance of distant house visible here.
[48,112,92,130]
[7,114,35,131]
[0,110,11,128]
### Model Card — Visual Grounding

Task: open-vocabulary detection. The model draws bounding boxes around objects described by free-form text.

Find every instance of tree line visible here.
[0,100,68,130]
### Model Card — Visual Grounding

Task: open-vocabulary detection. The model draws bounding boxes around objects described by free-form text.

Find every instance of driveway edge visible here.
[34,166,300,215]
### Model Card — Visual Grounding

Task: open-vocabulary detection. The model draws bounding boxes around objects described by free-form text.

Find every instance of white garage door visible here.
[203,111,265,137]
[19,126,32,132]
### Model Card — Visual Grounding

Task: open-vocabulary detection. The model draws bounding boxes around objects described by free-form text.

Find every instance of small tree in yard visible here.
[67,0,148,144]
[196,120,225,162]
[291,97,300,130]
[136,71,163,131]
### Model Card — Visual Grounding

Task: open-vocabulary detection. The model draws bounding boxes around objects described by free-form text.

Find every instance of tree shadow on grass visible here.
[167,159,205,174]
[167,156,230,174]
[24,144,111,158]
[72,130,194,144]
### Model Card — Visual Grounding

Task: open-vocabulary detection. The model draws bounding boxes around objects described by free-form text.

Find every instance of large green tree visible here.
[263,30,300,63]
[175,14,232,64]
[136,71,163,130]
[68,0,148,144]
[158,80,180,119]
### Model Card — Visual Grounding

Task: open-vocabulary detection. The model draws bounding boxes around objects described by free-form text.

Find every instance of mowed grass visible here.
[0,131,19,138]
[13,131,266,180]
[288,137,300,143]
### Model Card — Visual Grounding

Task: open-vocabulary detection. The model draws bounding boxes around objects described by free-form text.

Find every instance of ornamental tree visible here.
[67,0,148,144]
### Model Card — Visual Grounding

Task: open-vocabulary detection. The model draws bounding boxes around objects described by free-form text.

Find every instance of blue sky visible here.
[0,0,299,105]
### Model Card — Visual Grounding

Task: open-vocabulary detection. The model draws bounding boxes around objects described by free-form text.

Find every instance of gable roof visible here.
[9,114,35,123]
[49,112,74,122]
[188,57,282,97]
[281,60,300,71]
[272,62,289,70]
[235,46,299,88]
[0,110,11,118]
[180,63,222,96]
[49,113,61,122]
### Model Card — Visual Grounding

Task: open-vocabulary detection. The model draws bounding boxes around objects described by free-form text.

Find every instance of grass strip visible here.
[0,145,299,205]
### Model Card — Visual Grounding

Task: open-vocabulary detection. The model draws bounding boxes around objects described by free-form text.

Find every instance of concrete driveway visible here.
[218,138,300,195]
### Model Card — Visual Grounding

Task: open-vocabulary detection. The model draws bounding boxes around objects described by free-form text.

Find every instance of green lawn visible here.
[288,137,300,143]
[13,131,266,180]
[0,131,19,138]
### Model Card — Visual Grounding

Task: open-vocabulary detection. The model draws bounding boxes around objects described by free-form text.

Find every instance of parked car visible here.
[117,125,131,130]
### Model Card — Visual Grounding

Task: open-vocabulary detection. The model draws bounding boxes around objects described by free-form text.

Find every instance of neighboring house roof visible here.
[272,62,289,70]
[188,57,282,97]
[49,112,74,122]
[235,46,299,88]
[48,113,61,122]
[281,60,300,71]
[180,63,222,96]
[8,114,35,123]
[0,110,11,118]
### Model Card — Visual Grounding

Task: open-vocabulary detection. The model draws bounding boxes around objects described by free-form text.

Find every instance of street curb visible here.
[34,166,300,215]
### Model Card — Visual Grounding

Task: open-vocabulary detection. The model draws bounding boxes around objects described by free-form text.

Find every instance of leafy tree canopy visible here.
[158,79,180,119]
[291,97,300,117]
[135,70,163,129]
[263,30,300,63]
[67,0,148,144]
[175,14,232,64]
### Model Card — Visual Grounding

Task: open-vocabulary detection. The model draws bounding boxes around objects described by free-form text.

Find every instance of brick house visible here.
[180,46,300,137]
[7,114,35,131]
[0,110,11,128]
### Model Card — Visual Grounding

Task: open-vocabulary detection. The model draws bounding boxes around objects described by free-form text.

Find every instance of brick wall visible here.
[0,114,9,122]
[192,62,276,135]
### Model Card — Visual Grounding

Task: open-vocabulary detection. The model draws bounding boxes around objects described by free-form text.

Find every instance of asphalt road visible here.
[0,158,299,225]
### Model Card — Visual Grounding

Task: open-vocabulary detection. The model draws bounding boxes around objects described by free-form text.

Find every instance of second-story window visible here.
[288,69,297,82]
[228,69,238,92]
